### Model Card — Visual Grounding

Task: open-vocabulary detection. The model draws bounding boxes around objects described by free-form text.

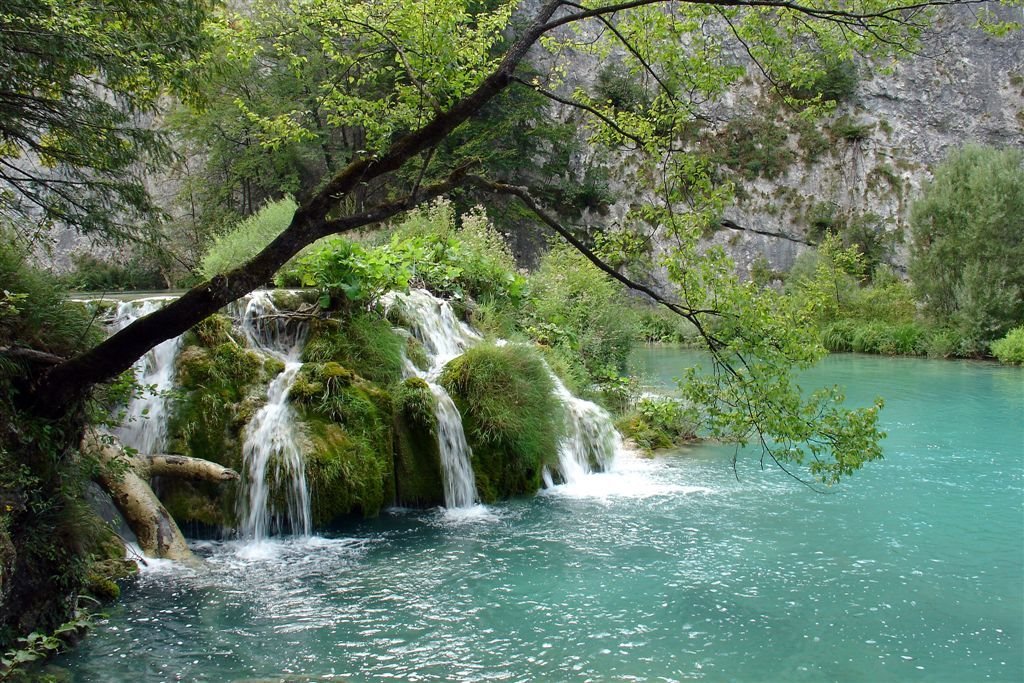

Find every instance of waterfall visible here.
[112,297,183,455]
[383,289,480,508]
[548,372,623,485]
[236,292,311,539]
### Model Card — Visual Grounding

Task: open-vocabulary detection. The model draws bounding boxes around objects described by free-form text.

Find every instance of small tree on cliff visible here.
[8,1,1019,480]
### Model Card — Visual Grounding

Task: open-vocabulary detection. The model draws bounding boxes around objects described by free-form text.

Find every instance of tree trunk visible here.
[82,431,239,563]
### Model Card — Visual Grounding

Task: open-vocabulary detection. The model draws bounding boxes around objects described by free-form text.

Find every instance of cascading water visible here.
[235,292,311,539]
[382,289,480,508]
[547,372,622,485]
[112,297,183,455]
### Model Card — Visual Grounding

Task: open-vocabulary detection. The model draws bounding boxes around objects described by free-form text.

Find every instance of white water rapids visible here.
[383,289,481,509]
[236,292,311,540]
[111,297,183,455]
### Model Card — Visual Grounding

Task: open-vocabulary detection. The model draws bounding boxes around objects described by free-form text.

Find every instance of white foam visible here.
[541,450,713,500]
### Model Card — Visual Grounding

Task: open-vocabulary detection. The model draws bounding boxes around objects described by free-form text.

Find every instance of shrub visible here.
[440,343,561,501]
[787,57,858,103]
[924,327,959,359]
[617,397,697,452]
[595,62,650,111]
[715,115,796,180]
[634,304,699,344]
[909,145,1024,344]
[286,199,524,308]
[526,243,637,381]
[991,326,1024,365]
[820,319,856,352]
[200,197,297,279]
[61,253,166,292]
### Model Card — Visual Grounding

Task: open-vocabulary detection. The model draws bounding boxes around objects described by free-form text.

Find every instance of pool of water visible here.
[60,352,1024,682]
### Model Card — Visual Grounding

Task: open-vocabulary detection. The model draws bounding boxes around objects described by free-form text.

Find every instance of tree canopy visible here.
[0,0,213,242]
[10,0,1018,484]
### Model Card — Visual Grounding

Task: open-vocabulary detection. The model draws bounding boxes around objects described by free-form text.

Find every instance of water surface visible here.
[62,352,1024,682]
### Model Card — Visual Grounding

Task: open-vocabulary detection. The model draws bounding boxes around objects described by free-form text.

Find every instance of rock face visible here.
[605,5,1023,279]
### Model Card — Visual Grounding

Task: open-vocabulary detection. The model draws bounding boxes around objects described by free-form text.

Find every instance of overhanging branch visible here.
[467,175,724,333]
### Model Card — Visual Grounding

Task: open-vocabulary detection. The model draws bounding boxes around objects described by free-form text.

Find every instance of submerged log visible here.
[81,430,238,562]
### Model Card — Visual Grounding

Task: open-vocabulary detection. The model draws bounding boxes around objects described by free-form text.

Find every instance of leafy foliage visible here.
[0,0,213,241]
[200,198,297,279]
[990,326,1024,365]
[617,397,697,452]
[286,199,524,308]
[524,243,637,385]
[909,145,1024,351]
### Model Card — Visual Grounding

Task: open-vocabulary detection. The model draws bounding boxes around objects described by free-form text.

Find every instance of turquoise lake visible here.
[61,351,1024,682]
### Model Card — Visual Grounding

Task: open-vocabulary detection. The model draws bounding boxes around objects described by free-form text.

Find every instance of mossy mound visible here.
[393,378,444,507]
[164,332,270,528]
[303,313,404,385]
[440,343,562,502]
[293,370,395,524]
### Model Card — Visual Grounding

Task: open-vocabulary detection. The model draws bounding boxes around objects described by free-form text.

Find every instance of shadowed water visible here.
[61,352,1023,682]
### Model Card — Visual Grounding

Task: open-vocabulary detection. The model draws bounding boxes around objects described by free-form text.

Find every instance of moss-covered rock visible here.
[188,313,235,347]
[164,332,270,528]
[440,343,562,502]
[293,375,395,525]
[393,378,444,507]
[302,313,404,385]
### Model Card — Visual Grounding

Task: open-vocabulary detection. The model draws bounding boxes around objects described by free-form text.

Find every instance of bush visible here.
[617,397,697,452]
[924,327,959,359]
[285,199,525,308]
[61,253,167,292]
[525,243,637,381]
[820,319,856,352]
[991,326,1024,365]
[909,145,1024,345]
[786,56,858,103]
[714,115,795,180]
[595,62,649,111]
[634,305,699,344]
[440,343,561,501]
[200,197,297,279]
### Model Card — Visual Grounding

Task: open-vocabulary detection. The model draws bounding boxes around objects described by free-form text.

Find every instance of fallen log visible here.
[81,430,239,562]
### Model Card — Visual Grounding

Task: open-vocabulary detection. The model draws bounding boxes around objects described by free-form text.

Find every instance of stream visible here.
[60,351,1023,682]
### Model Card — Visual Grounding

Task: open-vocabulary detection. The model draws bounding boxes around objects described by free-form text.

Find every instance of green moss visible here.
[392,378,444,507]
[270,289,317,311]
[158,481,232,529]
[302,313,404,385]
[165,336,271,527]
[191,314,235,347]
[289,373,395,523]
[439,344,562,502]
[300,407,393,524]
[404,335,430,373]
